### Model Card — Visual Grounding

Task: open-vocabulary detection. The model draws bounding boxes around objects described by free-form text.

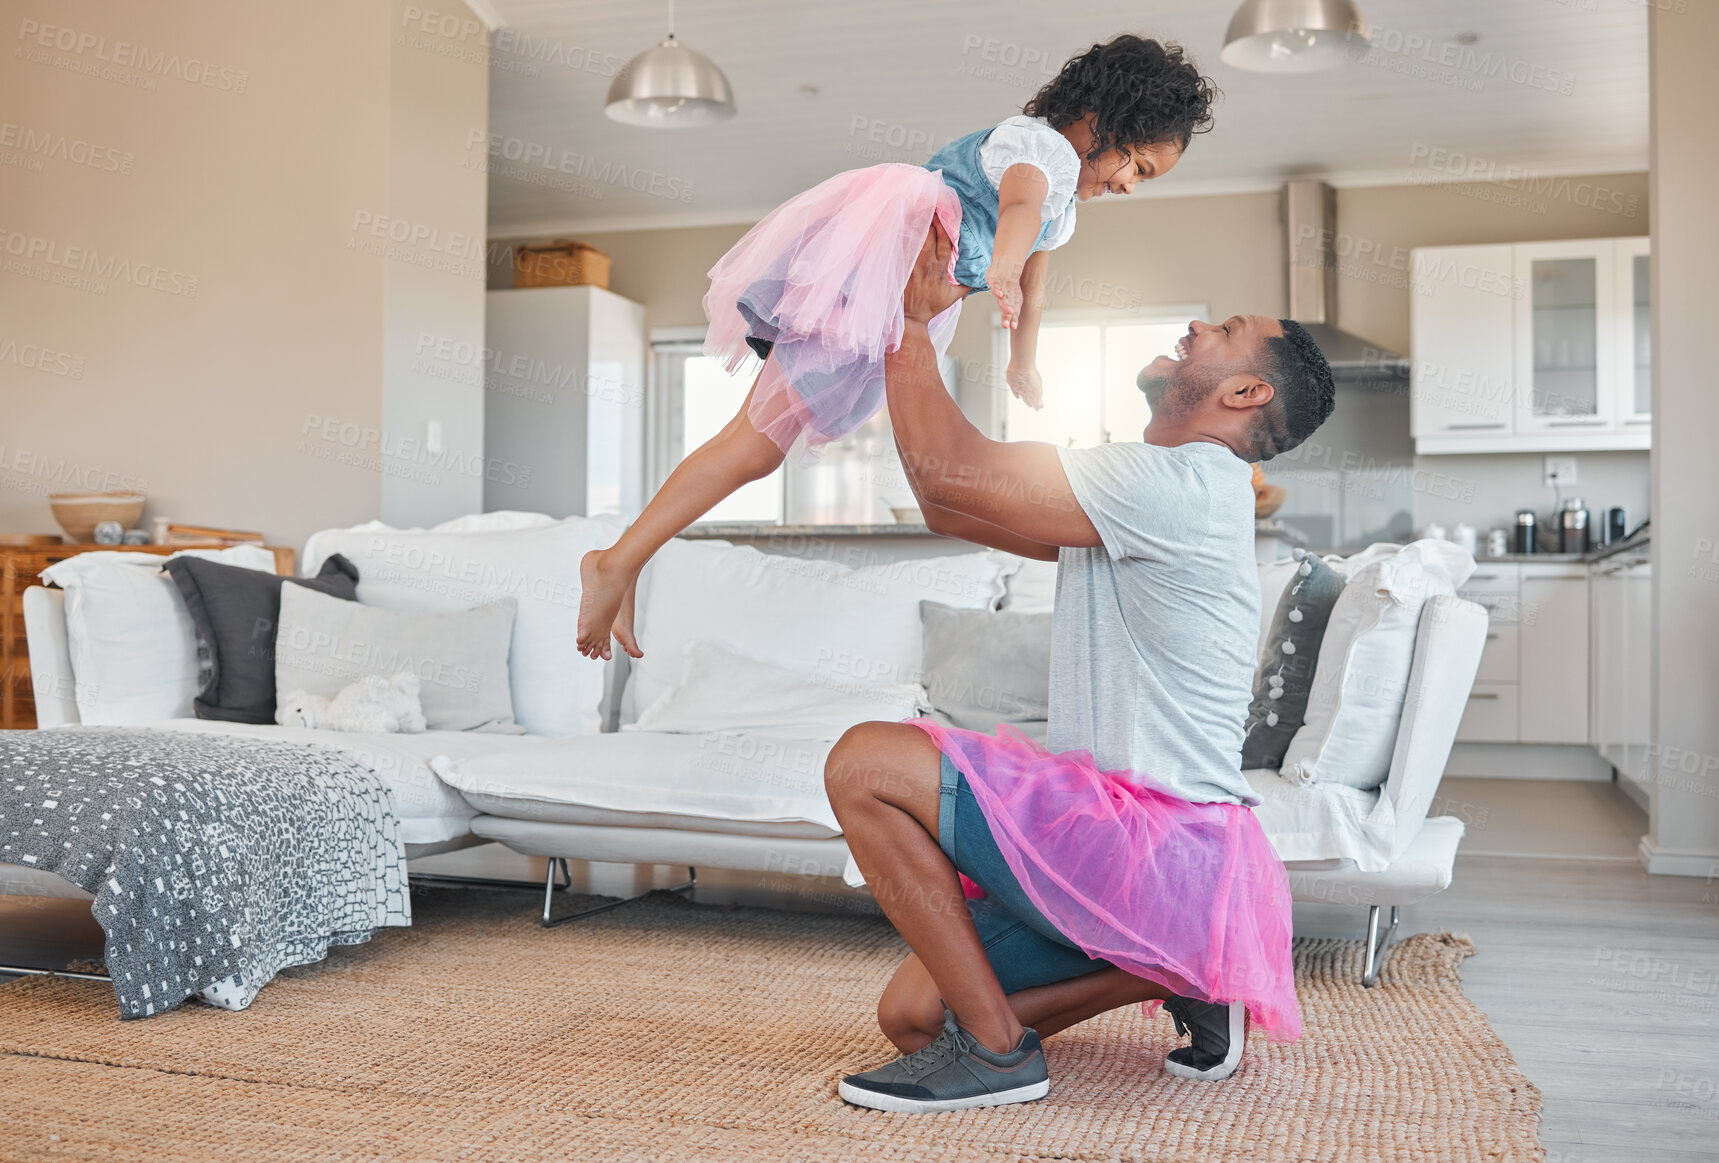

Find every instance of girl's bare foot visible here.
[577,549,641,661]
[612,574,641,660]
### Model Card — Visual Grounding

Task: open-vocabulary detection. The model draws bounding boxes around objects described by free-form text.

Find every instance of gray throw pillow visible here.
[919,601,1052,734]
[1242,551,1345,770]
[275,585,520,732]
[165,553,361,725]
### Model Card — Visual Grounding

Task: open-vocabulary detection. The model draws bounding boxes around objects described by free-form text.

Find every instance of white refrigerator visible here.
[483,284,646,519]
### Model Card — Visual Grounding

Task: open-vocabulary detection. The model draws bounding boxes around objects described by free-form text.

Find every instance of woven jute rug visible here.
[0,887,1542,1162]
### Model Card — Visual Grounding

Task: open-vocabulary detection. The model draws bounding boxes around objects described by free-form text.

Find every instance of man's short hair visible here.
[1248,319,1335,461]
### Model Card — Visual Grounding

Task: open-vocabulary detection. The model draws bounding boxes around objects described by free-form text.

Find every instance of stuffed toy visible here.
[276,672,427,734]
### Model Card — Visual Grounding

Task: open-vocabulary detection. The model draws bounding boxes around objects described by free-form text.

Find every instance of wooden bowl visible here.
[47,491,146,543]
[1254,484,1287,520]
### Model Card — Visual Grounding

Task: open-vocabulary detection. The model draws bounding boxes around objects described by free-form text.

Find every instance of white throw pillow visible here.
[1278,540,1472,790]
[999,557,1057,613]
[40,546,277,724]
[429,511,557,534]
[300,516,619,737]
[624,540,1012,723]
[628,640,926,739]
[275,586,520,731]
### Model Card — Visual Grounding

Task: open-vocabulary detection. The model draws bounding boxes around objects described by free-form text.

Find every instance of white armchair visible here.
[1248,593,1489,984]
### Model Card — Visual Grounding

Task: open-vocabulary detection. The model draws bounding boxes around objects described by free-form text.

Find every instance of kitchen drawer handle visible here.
[1486,633,1499,640]
[1468,692,1501,701]
[1441,423,1507,431]
[1545,418,1606,427]
[1467,572,1502,581]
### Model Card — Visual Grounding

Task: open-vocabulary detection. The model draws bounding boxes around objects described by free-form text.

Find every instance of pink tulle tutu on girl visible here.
[703,164,967,453]
[911,719,1302,1043]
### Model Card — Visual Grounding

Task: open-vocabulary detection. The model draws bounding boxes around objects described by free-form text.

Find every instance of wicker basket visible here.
[513,240,611,289]
[47,491,146,543]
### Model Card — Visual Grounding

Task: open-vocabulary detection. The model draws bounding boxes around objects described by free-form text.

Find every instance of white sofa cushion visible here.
[623,540,1013,722]
[1246,768,1399,871]
[628,640,925,739]
[39,546,277,725]
[130,717,525,846]
[301,516,619,737]
[274,586,519,732]
[1279,541,1473,790]
[432,730,841,837]
[1281,816,1465,907]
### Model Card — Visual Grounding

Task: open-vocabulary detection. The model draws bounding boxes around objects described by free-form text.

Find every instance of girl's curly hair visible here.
[1023,35,1218,161]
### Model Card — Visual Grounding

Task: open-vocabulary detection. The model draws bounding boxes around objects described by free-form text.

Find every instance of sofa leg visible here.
[1361,905,1401,987]
[541,863,698,928]
[0,964,111,983]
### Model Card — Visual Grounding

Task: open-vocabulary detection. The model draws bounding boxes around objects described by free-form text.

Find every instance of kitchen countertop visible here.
[687,518,1316,542]
[683,523,937,539]
[1477,528,1651,566]
[679,522,1654,564]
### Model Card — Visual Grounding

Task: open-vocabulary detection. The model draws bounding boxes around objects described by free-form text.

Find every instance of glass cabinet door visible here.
[1513,240,1616,434]
[1614,237,1651,427]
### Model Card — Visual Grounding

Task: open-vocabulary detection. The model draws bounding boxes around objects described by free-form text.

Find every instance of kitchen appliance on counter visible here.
[1605,507,1629,545]
[1559,498,1591,554]
[1513,509,1537,554]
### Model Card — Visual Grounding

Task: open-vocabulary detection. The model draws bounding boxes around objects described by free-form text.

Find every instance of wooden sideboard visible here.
[0,541,295,730]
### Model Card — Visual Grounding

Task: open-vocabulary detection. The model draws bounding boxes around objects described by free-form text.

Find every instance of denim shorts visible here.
[936,753,1111,994]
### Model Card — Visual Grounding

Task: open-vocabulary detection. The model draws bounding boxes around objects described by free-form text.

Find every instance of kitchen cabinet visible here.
[1409,244,1517,441]
[1453,562,1591,744]
[1614,236,1653,431]
[1411,237,1650,454]
[1589,551,1653,800]
[1518,571,1590,742]
[1513,240,1614,437]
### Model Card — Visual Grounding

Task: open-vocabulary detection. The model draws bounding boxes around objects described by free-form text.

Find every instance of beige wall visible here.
[1645,3,1719,874]
[488,223,749,333]
[1,0,488,553]
[382,0,490,527]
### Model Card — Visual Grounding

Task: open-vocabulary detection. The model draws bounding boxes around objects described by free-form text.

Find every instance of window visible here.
[650,340,785,524]
[994,307,1205,447]
[650,330,961,527]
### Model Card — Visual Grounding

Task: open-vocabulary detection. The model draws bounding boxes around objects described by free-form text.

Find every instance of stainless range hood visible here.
[1283,178,1409,384]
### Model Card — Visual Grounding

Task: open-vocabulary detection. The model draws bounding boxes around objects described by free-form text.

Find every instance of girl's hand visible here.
[1006,362,1043,410]
[987,263,1023,330]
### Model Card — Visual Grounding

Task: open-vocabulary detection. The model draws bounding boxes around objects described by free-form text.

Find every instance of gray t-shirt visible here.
[1049,440,1260,806]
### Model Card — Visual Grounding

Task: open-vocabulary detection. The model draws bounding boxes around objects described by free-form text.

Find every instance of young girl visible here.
[577,35,1217,659]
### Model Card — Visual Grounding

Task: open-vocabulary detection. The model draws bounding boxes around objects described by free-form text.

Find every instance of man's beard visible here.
[1137,360,1216,417]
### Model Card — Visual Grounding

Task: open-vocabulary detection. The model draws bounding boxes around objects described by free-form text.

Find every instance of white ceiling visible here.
[480,0,1648,236]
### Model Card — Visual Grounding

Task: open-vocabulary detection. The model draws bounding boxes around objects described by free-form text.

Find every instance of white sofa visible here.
[20,516,1486,985]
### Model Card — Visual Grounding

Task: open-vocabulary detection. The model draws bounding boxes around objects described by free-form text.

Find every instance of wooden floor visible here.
[4,778,1716,1162]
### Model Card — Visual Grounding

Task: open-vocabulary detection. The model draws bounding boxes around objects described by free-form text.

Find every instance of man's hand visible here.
[903,223,967,325]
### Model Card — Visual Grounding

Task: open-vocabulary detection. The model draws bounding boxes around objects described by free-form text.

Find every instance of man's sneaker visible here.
[1161,996,1247,1082]
[838,1011,1049,1113]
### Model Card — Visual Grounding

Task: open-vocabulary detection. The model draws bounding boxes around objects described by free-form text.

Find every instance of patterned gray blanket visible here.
[0,726,410,1018]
